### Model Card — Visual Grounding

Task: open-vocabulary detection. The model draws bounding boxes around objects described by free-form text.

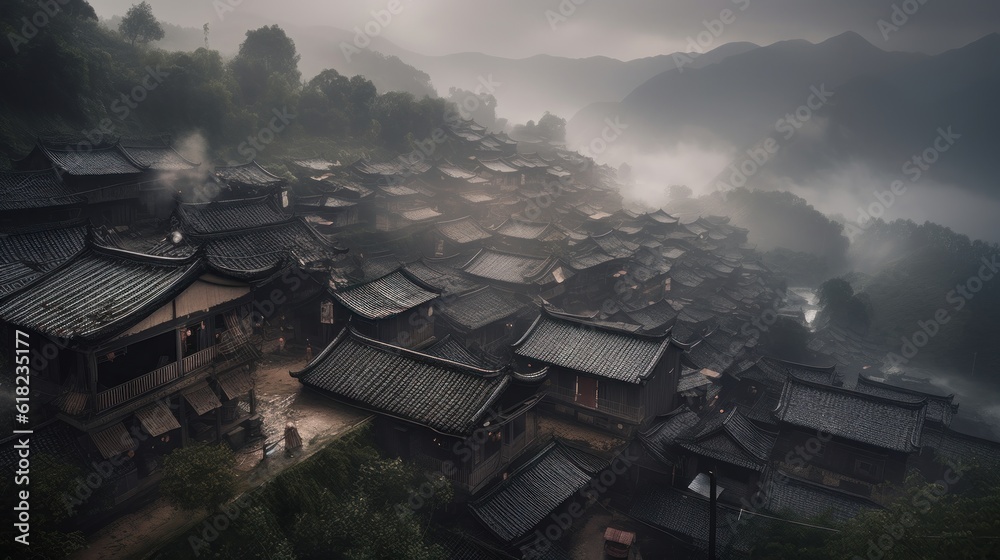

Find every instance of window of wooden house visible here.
[854,458,882,479]
[505,414,526,443]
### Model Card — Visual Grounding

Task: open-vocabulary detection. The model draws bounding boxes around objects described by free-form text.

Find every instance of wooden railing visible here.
[547,385,645,422]
[95,347,220,412]
[96,362,179,411]
[182,346,218,374]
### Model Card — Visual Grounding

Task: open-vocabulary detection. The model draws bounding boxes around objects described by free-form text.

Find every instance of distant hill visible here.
[150,17,756,124]
[385,41,759,124]
[569,32,1000,201]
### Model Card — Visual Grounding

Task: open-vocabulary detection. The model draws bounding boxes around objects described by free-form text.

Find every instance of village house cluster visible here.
[2,120,998,558]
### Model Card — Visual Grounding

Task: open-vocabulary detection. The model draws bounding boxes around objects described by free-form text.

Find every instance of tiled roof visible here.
[458,191,496,204]
[930,429,1000,465]
[854,375,956,426]
[765,471,880,523]
[439,287,529,331]
[0,223,87,297]
[333,271,438,319]
[774,378,926,452]
[493,219,553,240]
[677,369,714,392]
[0,169,84,211]
[436,162,477,180]
[435,216,493,245]
[296,195,357,209]
[514,312,671,384]
[377,183,419,197]
[294,329,509,435]
[640,406,701,465]
[403,260,482,296]
[351,157,432,178]
[629,487,750,556]
[214,161,283,186]
[205,219,334,278]
[568,247,617,271]
[680,408,777,471]
[121,145,199,170]
[289,158,336,172]
[0,248,200,343]
[178,195,289,235]
[398,206,443,222]
[625,299,678,332]
[470,441,599,542]
[590,232,639,258]
[39,143,144,175]
[645,210,679,225]
[425,336,507,370]
[461,249,557,286]
[91,225,198,259]
[358,254,403,281]
[477,158,519,174]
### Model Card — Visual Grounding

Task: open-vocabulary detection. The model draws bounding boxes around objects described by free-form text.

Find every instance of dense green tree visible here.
[818,277,872,331]
[446,86,498,130]
[118,2,164,46]
[229,25,301,108]
[160,444,238,511]
[536,111,567,142]
[298,69,377,137]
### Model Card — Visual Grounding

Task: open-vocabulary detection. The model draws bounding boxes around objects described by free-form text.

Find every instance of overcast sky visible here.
[88,0,999,60]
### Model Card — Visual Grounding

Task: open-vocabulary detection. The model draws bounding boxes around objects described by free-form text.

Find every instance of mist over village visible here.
[1,1,1000,559]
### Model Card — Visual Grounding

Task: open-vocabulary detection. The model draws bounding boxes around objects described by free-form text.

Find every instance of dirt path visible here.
[71,353,370,560]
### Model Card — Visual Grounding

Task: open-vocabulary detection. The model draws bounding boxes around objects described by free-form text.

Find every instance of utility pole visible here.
[709,470,717,559]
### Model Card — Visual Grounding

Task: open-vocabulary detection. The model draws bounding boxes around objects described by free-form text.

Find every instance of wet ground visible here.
[537,412,626,453]
[71,352,370,560]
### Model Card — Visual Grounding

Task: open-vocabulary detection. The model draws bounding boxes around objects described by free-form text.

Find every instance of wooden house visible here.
[513,310,684,435]
[331,270,440,348]
[437,286,532,356]
[292,328,545,494]
[0,243,262,505]
[428,216,493,257]
[14,140,149,225]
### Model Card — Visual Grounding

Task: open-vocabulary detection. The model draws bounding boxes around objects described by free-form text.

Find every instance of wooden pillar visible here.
[176,327,185,376]
[178,395,189,447]
[215,407,223,444]
[87,352,99,405]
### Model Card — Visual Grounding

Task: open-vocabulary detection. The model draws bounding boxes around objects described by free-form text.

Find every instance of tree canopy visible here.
[230,25,302,108]
[160,443,238,511]
[118,2,164,46]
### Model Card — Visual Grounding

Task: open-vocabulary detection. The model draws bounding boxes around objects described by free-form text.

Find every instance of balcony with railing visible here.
[547,384,645,423]
[95,346,219,412]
